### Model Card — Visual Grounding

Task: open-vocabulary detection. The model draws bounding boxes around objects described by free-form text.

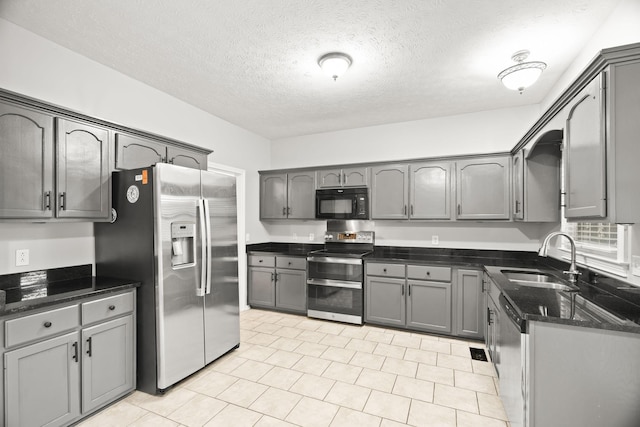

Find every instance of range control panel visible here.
[324,230,374,244]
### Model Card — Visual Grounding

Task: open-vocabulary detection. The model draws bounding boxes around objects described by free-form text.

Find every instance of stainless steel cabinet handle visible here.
[457,204,461,215]
[401,284,405,296]
[515,200,520,213]
[271,272,275,282]
[86,337,92,357]
[282,207,286,216]
[287,207,291,216]
[43,321,52,328]
[408,284,411,296]
[410,205,414,216]
[108,305,116,311]
[403,205,407,215]
[59,192,66,210]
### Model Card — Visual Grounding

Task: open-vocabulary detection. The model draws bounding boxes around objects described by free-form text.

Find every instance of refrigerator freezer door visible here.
[155,164,206,389]
[201,170,240,364]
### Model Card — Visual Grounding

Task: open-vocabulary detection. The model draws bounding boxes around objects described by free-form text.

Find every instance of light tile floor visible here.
[78,309,509,427]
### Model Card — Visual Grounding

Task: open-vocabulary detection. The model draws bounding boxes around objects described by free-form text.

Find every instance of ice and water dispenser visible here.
[171,222,196,268]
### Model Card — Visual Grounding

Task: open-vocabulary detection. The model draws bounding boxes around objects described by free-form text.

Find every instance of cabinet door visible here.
[512,150,524,220]
[342,167,368,187]
[456,156,510,220]
[407,280,451,334]
[167,146,208,170]
[455,269,483,339]
[410,161,452,220]
[260,173,287,219]
[275,269,307,313]
[248,267,276,307]
[287,172,315,219]
[317,168,343,188]
[370,164,409,219]
[365,276,405,327]
[115,133,166,170]
[564,74,607,219]
[4,331,80,427]
[81,315,134,413]
[0,102,55,219]
[56,118,110,219]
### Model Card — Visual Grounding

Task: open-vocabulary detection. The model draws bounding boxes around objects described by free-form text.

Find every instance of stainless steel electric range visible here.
[306,220,374,325]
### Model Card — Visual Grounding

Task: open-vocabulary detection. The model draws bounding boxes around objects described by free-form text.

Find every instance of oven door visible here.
[307,256,363,283]
[307,280,364,323]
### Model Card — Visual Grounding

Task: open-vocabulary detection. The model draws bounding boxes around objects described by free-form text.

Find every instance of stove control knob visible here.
[324,234,333,240]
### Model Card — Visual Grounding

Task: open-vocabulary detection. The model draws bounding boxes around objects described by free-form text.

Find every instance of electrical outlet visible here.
[16,249,29,266]
[432,235,439,245]
[632,255,640,277]
[292,233,298,241]
[309,233,315,241]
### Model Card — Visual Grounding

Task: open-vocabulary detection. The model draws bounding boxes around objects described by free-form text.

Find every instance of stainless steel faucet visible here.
[538,232,581,283]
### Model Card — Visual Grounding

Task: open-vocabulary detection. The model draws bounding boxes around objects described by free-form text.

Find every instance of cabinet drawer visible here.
[366,263,405,278]
[276,256,306,270]
[249,255,276,267]
[5,304,80,348]
[407,265,451,281]
[82,292,134,325]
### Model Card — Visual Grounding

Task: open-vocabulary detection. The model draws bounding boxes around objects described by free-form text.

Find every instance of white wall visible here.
[270,105,540,169]
[265,104,545,251]
[0,18,271,275]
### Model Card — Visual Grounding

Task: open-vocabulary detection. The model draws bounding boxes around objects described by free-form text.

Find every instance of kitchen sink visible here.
[501,270,578,292]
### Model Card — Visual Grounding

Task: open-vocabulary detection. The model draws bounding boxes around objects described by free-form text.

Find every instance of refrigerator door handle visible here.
[197,199,207,297]
[203,198,212,295]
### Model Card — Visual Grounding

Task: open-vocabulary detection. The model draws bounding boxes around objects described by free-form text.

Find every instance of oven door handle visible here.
[307,278,362,289]
[307,256,362,265]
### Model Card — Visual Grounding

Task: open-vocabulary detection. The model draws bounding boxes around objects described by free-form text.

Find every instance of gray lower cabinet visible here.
[407,279,452,334]
[454,269,483,339]
[1,290,136,427]
[366,262,483,339]
[81,315,134,414]
[4,331,81,427]
[365,276,406,327]
[248,255,307,313]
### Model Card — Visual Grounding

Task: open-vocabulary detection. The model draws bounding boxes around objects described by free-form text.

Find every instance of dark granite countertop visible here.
[248,242,640,333]
[247,242,324,257]
[485,265,640,334]
[0,264,139,316]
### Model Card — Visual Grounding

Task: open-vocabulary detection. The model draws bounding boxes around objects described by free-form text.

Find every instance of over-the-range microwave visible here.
[315,187,369,220]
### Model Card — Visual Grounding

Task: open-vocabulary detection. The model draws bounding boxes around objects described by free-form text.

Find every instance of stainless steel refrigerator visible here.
[95,163,240,394]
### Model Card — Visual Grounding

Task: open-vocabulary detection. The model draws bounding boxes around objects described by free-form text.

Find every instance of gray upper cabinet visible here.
[370,164,409,219]
[410,161,453,220]
[287,172,316,219]
[513,134,561,222]
[260,171,315,220]
[456,156,510,220]
[0,102,55,219]
[317,167,368,188]
[564,74,606,219]
[115,133,166,170]
[0,103,110,221]
[564,63,640,223]
[56,118,111,220]
[167,146,208,170]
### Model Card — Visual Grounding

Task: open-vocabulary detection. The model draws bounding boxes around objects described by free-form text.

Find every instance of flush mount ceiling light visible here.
[318,52,352,81]
[498,50,547,93]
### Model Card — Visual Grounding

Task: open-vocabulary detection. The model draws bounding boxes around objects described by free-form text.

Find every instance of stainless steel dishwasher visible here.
[498,294,525,427]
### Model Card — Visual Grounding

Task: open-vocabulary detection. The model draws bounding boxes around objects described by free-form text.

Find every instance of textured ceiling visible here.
[0,0,621,139]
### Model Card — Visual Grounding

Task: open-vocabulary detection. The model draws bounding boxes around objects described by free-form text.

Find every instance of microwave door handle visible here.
[196,199,207,297]
[203,199,212,295]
